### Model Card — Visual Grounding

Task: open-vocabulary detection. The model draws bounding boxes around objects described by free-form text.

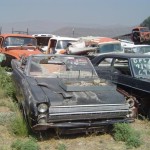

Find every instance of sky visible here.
[0,0,150,31]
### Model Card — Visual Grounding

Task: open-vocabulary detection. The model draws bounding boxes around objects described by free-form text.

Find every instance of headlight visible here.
[37,103,48,113]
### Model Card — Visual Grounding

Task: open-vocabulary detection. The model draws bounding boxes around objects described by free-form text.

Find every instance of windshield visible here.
[140,27,149,32]
[131,58,150,78]
[29,55,98,78]
[56,40,77,49]
[97,43,122,53]
[3,37,37,47]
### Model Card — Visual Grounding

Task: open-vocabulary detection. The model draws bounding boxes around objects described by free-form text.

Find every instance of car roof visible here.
[91,37,120,44]
[32,34,54,37]
[94,53,150,59]
[124,44,150,48]
[50,36,78,41]
[0,34,35,38]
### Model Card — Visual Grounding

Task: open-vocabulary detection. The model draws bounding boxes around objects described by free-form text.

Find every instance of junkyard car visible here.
[0,34,42,67]
[131,26,150,44]
[91,53,150,118]
[46,36,78,54]
[32,34,55,52]
[123,44,150,54]
[11,54,132,133]
[87,37,123,60]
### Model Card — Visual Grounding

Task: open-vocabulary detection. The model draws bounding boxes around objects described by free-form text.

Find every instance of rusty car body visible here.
[91,53,150,118]
[0,34,42,67]
[131,26,150,44]
[11,54,132,133]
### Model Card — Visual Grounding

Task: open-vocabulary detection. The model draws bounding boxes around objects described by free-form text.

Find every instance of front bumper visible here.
[32,118,134,131]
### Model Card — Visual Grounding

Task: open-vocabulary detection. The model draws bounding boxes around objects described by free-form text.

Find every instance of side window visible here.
[113,58,131,76]
[98,58,113,67]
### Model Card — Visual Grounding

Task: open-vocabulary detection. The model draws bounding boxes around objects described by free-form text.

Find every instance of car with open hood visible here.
[0,34,42,67]
[11,54,132,133]
[91,53,150,118]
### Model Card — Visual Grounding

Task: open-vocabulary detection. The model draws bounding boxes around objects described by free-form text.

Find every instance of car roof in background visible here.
[50,36,78,41]
[124,44,150,48]
[0,34,35,38]
[93,53,150,59]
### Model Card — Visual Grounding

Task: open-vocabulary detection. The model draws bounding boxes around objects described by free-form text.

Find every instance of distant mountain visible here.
[0,20,134,38]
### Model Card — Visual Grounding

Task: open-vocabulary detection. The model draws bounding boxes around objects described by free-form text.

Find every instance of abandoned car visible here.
[32,34,55,52]
[123,44,150,54]
[11,54,132,133]
[91,53,150,118]
[0,34,42,67]
[131,26,150,44]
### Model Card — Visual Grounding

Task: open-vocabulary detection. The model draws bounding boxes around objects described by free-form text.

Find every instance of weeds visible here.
[0,67,15,98]
[113,123,142,148]
[56,143,67,150]
[11,138,39,150]
[10,111,29,137]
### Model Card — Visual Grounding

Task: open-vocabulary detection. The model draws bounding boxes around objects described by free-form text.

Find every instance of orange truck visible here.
[0,33,42,67]
[131,26,150,44]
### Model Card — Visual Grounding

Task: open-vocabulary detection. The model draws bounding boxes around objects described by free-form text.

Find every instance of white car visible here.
[32,34,55,52]
[47,36,78,54]
[123,44,150,54]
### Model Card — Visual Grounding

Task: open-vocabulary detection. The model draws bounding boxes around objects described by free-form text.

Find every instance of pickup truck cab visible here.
[0,34,42,67]
[46,36,78,54]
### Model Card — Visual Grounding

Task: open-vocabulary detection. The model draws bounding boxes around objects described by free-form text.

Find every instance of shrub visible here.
[0,67,15,98]
[56,143,67,150]
[11,139,39,150]
[113,123,142,148]
[11,139,22,150]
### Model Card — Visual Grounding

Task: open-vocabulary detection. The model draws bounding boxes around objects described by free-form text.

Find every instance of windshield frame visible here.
[27,55,98,79]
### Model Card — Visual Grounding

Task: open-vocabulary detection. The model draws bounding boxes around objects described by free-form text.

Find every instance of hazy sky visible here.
[0,0,149,27]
